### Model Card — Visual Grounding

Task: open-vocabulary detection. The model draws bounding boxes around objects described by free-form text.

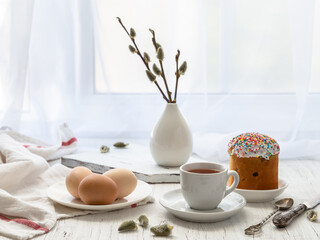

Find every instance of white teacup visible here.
[180,162,239,210]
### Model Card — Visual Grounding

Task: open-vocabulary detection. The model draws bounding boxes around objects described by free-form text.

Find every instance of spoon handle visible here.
[272,204,307,228]
[260,208,279,225]
[244,209,279,235]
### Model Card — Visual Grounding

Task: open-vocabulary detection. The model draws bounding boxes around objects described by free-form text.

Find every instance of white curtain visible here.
[0,0,319,160]
[0,0,34,129]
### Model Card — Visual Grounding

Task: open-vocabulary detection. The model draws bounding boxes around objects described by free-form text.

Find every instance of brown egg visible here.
[65,166,92,198]
[78,174,118,205]
[103,168,137,199]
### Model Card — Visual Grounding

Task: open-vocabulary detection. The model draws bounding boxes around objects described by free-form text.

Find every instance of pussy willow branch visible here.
[117,17,148,70]
[173,50,181,103]
[117,17,169,103]
[150,31,172,102]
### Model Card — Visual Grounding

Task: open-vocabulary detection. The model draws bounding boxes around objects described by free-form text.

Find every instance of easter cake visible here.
[227,133,280,190]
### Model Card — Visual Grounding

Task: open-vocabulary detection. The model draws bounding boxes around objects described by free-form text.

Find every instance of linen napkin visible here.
[0,124,154,240]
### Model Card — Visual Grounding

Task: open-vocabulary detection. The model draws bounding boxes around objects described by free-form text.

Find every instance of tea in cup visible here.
[180,162,239,210]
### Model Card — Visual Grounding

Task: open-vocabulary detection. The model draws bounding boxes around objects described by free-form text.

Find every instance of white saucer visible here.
[234,178,288,203]
[159,189,246,223]
[47,180,152,210]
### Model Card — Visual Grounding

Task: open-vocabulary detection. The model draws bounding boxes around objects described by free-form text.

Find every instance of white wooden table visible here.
[34,159,320,240]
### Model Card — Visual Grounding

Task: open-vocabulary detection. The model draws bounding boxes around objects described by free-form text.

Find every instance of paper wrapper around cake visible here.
[228,153,279,190]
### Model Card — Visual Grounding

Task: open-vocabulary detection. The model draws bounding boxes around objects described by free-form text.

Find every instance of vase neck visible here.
[166,103,178,108]
[164,103,180,114]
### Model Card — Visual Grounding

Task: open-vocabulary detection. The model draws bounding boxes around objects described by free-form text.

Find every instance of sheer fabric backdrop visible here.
[0,0,319,161]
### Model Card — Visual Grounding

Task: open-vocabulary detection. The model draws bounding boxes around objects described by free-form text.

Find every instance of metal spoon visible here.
[245,198,294,235]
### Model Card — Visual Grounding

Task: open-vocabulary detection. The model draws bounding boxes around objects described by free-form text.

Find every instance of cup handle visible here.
[225,170,239,197]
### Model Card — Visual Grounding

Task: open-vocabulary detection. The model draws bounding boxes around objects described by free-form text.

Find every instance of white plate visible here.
[234,178,288,203]
[47,180,152,210]
[159,189,246,223]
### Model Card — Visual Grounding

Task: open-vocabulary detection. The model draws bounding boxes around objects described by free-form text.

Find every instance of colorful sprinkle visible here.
[228,133,280,160]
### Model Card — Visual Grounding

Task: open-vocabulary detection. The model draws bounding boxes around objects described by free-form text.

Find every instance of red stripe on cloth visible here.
[23,145,30,148]
[0,215,49,233]
[0,215,10,222]
[62,137,77,146]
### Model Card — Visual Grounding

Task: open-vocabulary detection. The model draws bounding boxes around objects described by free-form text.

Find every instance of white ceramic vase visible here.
[150,103,193,167]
